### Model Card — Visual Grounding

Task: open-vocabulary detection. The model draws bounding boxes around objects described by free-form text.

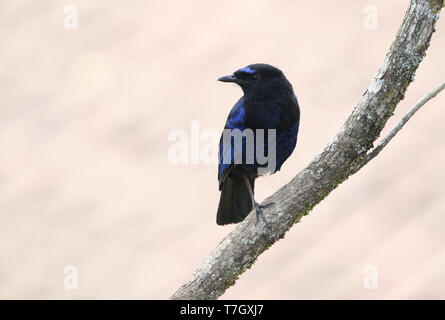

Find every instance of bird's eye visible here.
[236,71,258,81]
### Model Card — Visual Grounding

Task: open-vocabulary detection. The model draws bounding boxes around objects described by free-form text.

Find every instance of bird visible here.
[216,63,300,227]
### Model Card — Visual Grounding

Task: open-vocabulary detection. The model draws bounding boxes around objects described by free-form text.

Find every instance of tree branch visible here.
[352,81,445,173]
[171,0,444,300]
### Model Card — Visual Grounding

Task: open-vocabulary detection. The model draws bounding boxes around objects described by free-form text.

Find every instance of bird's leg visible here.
[243,175,274,230]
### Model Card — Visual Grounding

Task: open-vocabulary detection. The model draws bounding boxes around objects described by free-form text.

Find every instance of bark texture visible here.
[171,0,444,300]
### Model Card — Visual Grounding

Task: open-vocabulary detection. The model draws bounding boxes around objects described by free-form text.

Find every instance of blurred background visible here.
[0,0,444,299]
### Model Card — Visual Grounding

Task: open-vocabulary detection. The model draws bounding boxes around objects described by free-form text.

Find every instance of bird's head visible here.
[218,63,290,98]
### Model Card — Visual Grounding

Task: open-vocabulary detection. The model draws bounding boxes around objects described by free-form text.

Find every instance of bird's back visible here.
[242,91,300,174]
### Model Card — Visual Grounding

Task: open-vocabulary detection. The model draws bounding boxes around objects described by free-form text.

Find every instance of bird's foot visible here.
[253,201,275,230]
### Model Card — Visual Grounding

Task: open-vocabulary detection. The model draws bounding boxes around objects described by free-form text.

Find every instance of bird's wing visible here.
[218,98,245,189]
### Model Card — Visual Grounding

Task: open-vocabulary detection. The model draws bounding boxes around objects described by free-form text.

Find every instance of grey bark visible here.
[171,0,444,300]
[352,81,445,173]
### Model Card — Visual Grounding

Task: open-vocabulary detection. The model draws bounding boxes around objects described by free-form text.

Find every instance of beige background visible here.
[0,0,444,299]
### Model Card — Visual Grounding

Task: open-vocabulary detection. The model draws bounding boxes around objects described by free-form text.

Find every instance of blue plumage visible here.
[218,99,299,183]
[238,66,256,74]
[218,98,244,183]
[216,64,300,226]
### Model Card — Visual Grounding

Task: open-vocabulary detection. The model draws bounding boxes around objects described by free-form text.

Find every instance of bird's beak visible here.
[218,74,239,83]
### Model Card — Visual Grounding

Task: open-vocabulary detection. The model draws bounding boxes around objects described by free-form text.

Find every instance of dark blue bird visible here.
[217,63,300,226]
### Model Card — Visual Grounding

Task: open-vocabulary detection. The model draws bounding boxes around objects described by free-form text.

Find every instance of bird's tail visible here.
[217,176,253,225]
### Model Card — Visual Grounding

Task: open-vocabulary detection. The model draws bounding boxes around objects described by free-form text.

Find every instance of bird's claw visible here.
[253,201,275,230]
